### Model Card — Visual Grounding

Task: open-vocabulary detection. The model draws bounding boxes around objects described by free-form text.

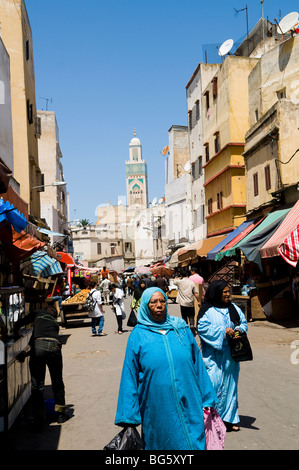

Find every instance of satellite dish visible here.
[218,39,234,57]
[162,145,169,156]
[184,161,191,172]
[278,12,299,34]
[151,197,157,206]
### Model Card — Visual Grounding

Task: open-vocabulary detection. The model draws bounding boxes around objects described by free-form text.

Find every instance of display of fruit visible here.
[62,289,90,304]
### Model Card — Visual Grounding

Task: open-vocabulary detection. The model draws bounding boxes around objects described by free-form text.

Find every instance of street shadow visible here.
[239,415,259,430]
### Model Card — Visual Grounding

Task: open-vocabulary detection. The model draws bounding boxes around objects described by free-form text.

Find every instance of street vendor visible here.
[14,298,69,431]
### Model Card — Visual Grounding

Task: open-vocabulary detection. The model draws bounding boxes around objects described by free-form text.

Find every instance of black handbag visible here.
[127,308,137,327]
[104,426,144,450]
[229,331,253,362]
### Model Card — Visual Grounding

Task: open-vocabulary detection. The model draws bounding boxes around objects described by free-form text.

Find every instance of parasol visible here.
[134,266,152,275]
[150,266,174,277]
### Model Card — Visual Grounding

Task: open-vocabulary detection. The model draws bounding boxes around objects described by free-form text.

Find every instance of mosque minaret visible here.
[125,130,148,210]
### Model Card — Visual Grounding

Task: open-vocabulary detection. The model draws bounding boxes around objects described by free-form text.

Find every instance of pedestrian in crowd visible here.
[142,274,152,288]
[101,266,109,279]
[114,287,217,450]
[126,276,133,296]
[197,280,248,432]
[130,279,147,312]
[100,277,111,305]
[189,266,205,299]
[88,281,106,337]
[14,299,68,431]
[132,276,139,291]
[50,276,65,309]
[121,275,127,297]
[153,274,169,293]
[109,283,126,334]
[173,269,200,335]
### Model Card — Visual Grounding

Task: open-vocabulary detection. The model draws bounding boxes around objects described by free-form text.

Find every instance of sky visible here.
[25,0,299,224]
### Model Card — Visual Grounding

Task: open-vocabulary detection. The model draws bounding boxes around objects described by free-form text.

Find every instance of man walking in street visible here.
[100,277,111,305]
[173,269,200,335]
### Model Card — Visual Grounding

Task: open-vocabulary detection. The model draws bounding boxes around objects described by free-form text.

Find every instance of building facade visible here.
[202,55,258,237]
[37,111,68,248]
[186,63,220,242]
[244,35,299,216]
[0,0,42,218]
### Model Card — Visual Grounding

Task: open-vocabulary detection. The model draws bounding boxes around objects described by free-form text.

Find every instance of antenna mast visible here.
[39,97,53,111]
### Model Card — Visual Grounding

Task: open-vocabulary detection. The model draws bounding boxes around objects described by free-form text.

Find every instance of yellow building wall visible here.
[0,0,40,217]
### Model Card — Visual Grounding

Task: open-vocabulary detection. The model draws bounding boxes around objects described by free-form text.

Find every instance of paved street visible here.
[3,296,299,451]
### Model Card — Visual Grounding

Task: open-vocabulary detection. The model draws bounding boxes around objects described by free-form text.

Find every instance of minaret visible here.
[126,130,148,210]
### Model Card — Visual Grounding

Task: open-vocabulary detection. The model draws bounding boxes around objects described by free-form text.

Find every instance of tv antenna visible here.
[39,97,53,110]
[234,4,249,54]
[217,39,234,57]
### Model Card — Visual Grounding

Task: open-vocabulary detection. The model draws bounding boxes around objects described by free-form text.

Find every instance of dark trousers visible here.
[180,305,195,327]
[113,309,123,332]
[29,338,66,415]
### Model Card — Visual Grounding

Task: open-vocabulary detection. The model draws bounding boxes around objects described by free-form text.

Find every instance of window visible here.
[97,243,102,255]
[253,173,259,196]
[265,165,271,190]
[208,198,213,215]
[205,92,210,116]
[27,100,33,124]
[255,109,259,122]
[111,243,116,255]
[25,40,30,60]
[188,110,192,131]
[204,144,209,163]
[276,88,286,99]
[195,100,200,120]
[217,192,223,210]
[212,77,218,99]
[214,132,220,154]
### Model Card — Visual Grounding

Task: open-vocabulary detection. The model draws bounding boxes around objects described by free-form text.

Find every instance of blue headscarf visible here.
[137,287,188,337]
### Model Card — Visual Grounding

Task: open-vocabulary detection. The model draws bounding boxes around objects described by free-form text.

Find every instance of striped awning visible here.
[215,207,291,270]
[28,251,63,277]
[260,200,299,267]
[215,217,264,261]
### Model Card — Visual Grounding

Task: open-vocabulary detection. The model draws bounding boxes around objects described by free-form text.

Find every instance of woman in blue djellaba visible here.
[115,287,217,450]
[197,280,248,432]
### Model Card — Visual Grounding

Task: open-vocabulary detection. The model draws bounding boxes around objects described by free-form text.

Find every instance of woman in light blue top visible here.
[197,280,248,431]
[115,287,217,450]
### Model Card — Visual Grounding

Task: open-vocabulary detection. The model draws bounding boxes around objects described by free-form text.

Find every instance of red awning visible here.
[260,200,299,266]
[0,224,45,263]
[56,251,75,267]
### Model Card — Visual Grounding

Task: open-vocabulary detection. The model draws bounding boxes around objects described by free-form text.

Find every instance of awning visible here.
[178,235,227,264]
[0,224,45,263]
[0,199,28,233]
[207,220,259,260]
[260,200,299,267]
[23,250,63,277]
[168,248,181,267]
[56,251,75,267]
[215,217,264,261]
[37,227,67,237]
[216,207,291,270]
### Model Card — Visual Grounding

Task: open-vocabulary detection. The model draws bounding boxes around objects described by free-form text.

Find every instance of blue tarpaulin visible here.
[0,199,28,233]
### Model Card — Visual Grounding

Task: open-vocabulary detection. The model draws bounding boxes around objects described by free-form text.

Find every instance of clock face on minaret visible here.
[126,130,148,210]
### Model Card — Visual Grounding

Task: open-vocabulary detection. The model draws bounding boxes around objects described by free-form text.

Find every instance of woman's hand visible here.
[225,327,234,337]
